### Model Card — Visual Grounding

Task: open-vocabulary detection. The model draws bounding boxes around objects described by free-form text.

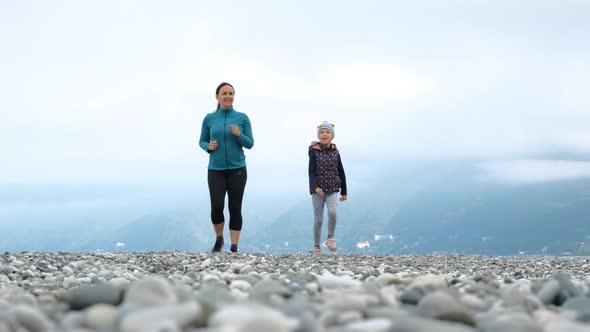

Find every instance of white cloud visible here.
[187,58,438,109]
[313,63,438,105]
[2,2,590,185]
[481,160,590,184]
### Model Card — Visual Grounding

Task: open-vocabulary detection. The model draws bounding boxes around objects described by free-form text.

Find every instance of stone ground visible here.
[1,252,590,331]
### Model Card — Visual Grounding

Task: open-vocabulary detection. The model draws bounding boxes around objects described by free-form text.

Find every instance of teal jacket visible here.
[199,107,254,170]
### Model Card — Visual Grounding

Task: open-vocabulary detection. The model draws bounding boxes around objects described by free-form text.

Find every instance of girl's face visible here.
[216,85,234,109]
[318,129,333,145]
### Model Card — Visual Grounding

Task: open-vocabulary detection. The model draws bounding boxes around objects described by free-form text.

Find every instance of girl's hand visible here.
[208,139,218,151]
[230,125,240,137]
[315,187,324,195]
[339,195,347,201]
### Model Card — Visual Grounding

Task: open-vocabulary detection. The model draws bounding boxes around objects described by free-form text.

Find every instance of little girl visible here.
[308,121,347,256]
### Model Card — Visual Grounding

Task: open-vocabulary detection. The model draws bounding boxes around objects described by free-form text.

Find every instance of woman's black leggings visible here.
[207,167,247,231]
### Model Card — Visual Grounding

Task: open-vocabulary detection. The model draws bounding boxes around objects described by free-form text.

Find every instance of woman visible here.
[199,82,254,253]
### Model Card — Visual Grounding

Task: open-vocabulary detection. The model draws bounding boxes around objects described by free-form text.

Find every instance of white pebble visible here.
[124,277,177,306]
[120,302,201,332]
[85,304,117,330]
[344,318,392,332]
[317,271,362,289]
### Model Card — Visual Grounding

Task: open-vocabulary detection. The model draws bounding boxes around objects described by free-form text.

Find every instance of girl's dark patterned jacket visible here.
[308,143,347,195]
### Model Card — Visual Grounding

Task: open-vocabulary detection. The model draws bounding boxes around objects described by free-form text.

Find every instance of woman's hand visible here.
[315,187,324,195]
[339,195,347,202]
[230,125,241,138]
[208,139,218,151]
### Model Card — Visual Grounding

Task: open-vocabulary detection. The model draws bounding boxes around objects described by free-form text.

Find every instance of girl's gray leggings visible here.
[312,192,338,247]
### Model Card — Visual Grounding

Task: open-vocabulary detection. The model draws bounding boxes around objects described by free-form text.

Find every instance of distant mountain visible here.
[0,184,297,253]
[380,164,590,255]
[69,210,208,252]
[3,161,590,255]
[255,161,590,255]
[254,160,461,253]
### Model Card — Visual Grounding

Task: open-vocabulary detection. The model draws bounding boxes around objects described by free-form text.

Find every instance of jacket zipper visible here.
[224,111,228,168]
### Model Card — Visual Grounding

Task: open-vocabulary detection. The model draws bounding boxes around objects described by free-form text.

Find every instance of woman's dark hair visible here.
[216,82,234,110]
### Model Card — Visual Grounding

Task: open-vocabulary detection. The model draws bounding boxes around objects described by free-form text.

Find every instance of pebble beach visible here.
[1,252,590,331]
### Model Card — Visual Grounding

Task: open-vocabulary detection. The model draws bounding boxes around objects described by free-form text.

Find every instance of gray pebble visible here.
[537,279,560,305]
[1,252,590,332]
[68,283,122,310]
[119,302,201,332]
[11,305,53,332]
[563,297,590,322]
[391,316,477,332]
[400,288,423,305]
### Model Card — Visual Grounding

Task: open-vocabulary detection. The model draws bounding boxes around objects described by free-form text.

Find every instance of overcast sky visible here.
[1,0,589,189]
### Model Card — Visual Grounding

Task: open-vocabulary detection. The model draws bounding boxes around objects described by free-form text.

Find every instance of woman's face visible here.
[216,85,235,109]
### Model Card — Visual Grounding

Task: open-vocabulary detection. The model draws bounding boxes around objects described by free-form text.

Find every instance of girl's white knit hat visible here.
[317,121,335,137]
